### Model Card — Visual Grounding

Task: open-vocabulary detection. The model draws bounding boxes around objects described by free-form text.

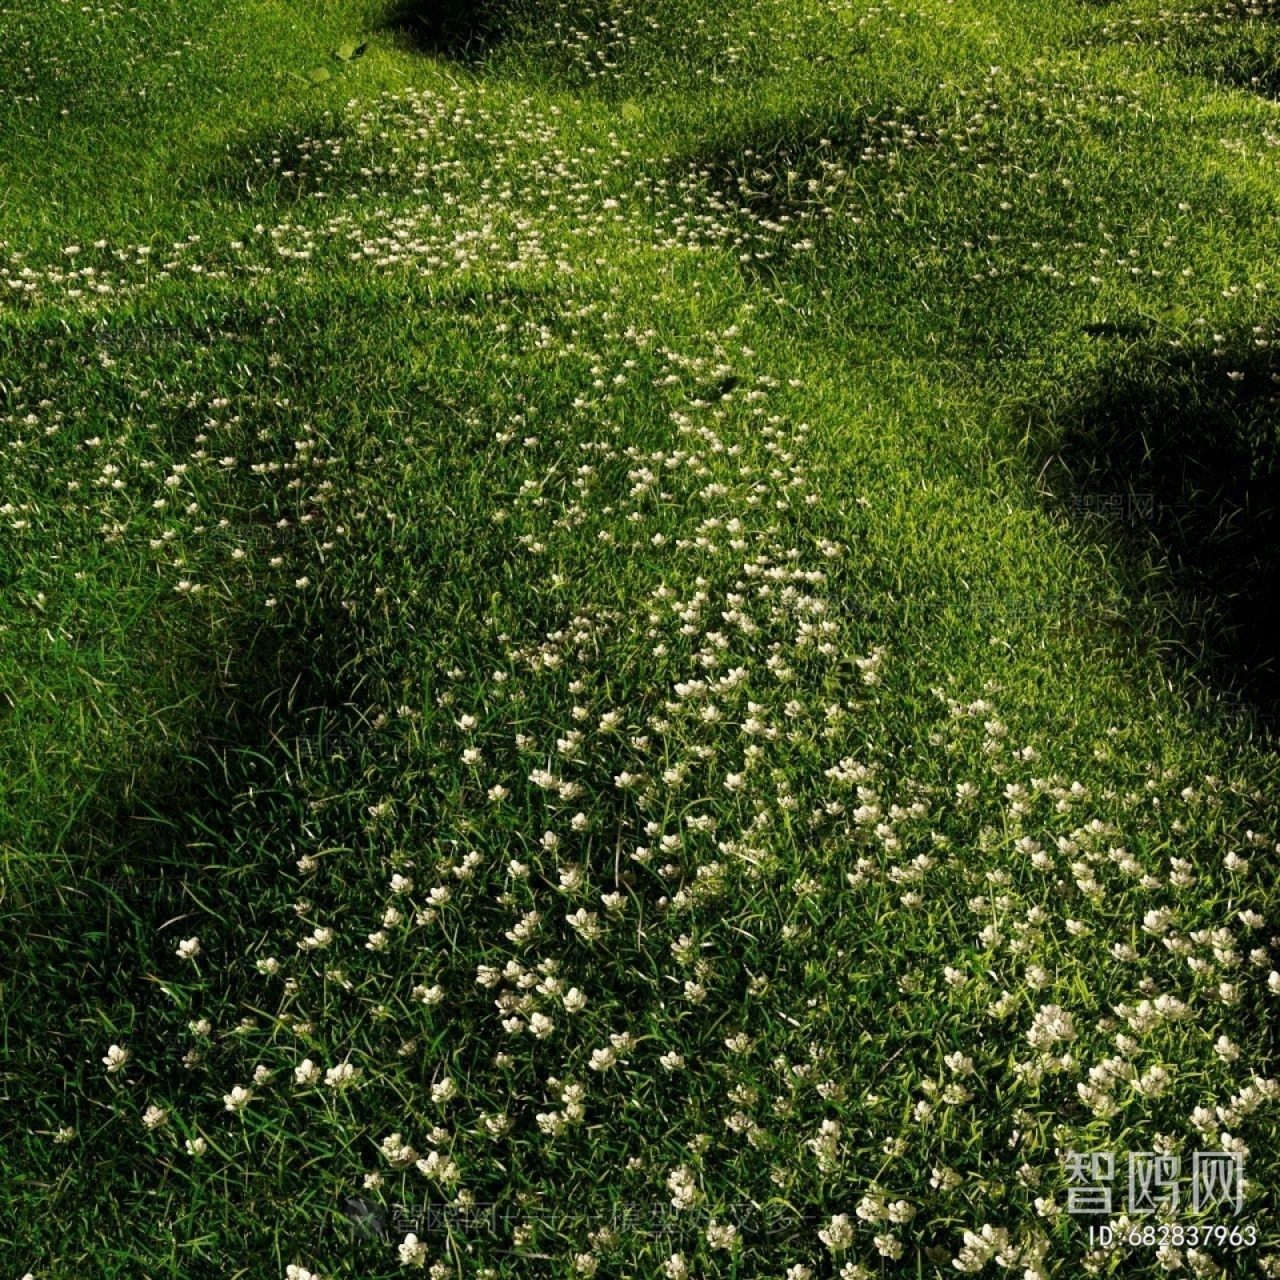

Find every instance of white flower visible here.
[668,1165,703,1210]
[574,1254,598,1277]
[536,1110,566,1137]
[819,1213,854,1253]
[185,1136,207,1156]
[808,1118,843,1171]
[415,1150,460,1184]
[1025,1004,1076,1050]
[176,936,201,961]
[856,1191,885,1222]
[1135,1065,1173,1097]
[589,1046,617,1072]
[660,1051,685,1071]
[325,1062,360,1089]
[706,1221,738,1251]
[399,1232,428,1267]
[142,1104,169,1131]
[567,908,603,941]
[664,1254,689,1280]
[529,1012,555,1039]
[563,987,588,1013]
[431,1076,458,1104]
[295,1059,321,1086]
[381,1132,419,1169]
[951,1224,1010,1273]
[223,1085,254,1113]
[286,1267,323,1280]
[873,1233,903,1259]
[102,1044,131,1073]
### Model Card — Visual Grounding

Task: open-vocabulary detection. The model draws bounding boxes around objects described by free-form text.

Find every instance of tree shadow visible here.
[1033,321,1280,710]
[379,0,524,59]
[679,100,942,215]
[1173,32,1280,99]
[1152,1,1280,100]
[667,101,948,295]
[0,299,360,1076]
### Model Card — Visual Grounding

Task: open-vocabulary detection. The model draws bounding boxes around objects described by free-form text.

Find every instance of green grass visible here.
[2,0,1280,1276]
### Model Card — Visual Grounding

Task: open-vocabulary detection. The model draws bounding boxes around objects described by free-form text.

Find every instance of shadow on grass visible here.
[185,113,391,207]
[0,299,360,1149]
[378,0,527,59]
[680,101,940,210]
[1171,28,1280,99]
[1034,325,1280,709]
[0,280,585,1261]
[0,593,347,1239]
[668,101,945,302]
[1133,0,1280,99]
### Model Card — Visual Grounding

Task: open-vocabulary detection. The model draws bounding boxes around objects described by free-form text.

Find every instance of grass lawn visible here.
[1,0,1279,1276]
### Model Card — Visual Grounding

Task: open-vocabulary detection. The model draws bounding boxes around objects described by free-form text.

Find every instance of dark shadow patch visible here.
[1032,320,1280,708]
[683,103,944,220]
[0,298,358,868]
[1136,0,1280,99]
[378,0,525,59]
[183,114,381,206]
[664,101,950,304]
[1174,31,1280,99]
[0,282,588,1262]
